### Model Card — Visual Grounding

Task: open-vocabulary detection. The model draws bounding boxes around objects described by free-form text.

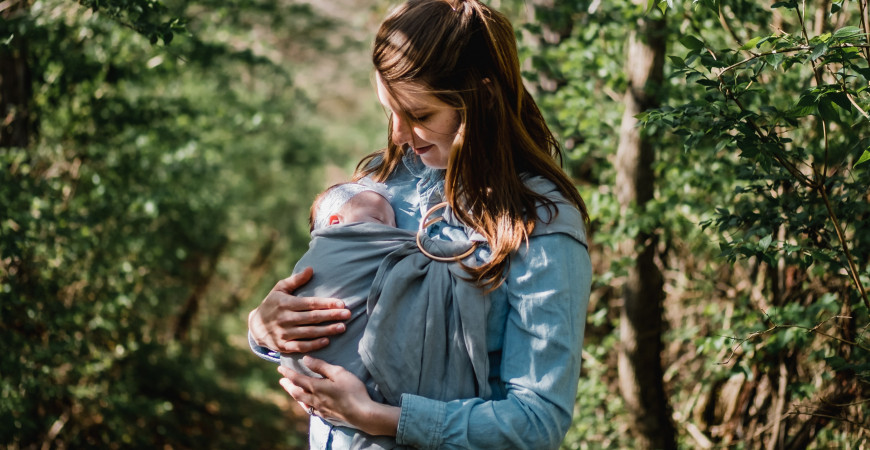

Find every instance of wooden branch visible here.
[718,315,870,366]
[819,183,870,311]
[716,44,870,77]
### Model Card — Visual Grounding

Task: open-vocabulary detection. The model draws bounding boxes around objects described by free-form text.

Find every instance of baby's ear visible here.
[328,214,341,226]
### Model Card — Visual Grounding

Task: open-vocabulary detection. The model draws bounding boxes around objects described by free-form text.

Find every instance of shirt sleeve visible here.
[395,233,592,449]
[248,331,281,364]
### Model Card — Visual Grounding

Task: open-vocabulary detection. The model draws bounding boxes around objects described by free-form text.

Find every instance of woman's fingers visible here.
[278,366,318,401]
[291,294,346,311]
[278,337,329,354]
[301,356,343,380]
[277,307,350,328]
[273,266,314,293]
[279,375,310,405]
[248,268,351,352]
[273,268,345,312]
[277,361,379,429]
[280,322,344,343]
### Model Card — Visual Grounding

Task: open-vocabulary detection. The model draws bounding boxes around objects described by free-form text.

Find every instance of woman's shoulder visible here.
[522,175,588,246]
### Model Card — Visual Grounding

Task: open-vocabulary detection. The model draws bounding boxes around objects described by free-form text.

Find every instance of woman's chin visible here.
[415,149,448,169]
[419,156,447,170]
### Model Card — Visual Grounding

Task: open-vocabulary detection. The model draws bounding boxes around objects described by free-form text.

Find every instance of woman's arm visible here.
[248,267,351,355]
[396,233,592,449]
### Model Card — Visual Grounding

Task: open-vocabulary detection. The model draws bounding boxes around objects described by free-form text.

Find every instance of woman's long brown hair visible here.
[357,0,588,290]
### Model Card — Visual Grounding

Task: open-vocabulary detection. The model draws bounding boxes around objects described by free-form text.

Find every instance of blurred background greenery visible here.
[2,0,868,448]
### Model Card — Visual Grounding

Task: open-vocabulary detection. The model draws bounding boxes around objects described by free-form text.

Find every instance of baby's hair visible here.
[309,183,344,232]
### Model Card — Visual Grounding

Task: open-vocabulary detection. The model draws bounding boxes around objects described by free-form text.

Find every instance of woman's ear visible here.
[328,214,341,226]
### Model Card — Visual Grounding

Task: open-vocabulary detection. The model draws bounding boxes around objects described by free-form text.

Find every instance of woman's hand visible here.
[248,267,351,353]
[278,357,400,437]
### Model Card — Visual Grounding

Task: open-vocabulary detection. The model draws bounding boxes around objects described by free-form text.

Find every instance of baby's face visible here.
[337,191,396,227]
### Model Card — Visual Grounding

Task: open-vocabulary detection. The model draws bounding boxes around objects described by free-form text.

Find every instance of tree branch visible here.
[718,315,870,366]
[818,183,870,310]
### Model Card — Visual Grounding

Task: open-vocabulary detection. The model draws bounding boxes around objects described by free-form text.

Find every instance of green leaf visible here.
[817,98,840,122]
[765,52,784,68]
[855,150,870,168]
[740,36,763,51]
[830,92,851,111]
[669,55,686,67]
[680,35,705,51]
[810,43,828,61]
[759,234,773,251]
[818,100,840,123]
[833,26,862,38]
[657,0,669,14]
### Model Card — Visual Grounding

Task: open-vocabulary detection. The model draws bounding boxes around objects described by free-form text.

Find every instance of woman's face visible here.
[376,74,461,169]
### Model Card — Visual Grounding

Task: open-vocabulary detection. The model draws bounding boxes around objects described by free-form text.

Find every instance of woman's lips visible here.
[413,144,433,155]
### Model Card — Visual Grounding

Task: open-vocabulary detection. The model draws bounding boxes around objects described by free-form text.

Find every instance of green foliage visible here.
[523,0,869,447]
[646,0,870,301]
[5,0,868,447]
[647,0,869,446]
[1,0,380,447]
[76,0,186,44]
[563,333,631,449]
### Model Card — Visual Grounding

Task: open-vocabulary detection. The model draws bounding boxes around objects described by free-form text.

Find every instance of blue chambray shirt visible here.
[251,151,591,449]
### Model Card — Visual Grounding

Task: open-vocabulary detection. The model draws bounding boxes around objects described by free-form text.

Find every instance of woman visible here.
[248,0,592,448]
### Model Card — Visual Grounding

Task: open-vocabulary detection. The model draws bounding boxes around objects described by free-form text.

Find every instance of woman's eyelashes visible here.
[408,111,431,122]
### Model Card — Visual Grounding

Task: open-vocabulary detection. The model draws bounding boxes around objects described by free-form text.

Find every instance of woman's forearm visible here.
[353,402,401,437]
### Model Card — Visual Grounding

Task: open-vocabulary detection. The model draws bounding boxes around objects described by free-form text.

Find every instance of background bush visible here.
[2,0,867,448]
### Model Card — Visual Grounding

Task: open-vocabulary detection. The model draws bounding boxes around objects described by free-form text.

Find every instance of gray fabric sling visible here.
[281,223,488,450]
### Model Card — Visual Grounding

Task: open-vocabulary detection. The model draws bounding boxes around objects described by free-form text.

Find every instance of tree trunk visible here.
[1,3,34,148]
[615,10,676,450]
[173,239,227,342]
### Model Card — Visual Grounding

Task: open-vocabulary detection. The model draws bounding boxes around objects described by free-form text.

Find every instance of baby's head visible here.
[310,181,396,232]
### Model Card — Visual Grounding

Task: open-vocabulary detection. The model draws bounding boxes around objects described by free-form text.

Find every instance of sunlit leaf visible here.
[740,36,763,51]
[833,26,862,38]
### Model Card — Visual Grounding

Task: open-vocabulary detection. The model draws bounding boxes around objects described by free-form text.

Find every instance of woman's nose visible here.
[391,114,412,147]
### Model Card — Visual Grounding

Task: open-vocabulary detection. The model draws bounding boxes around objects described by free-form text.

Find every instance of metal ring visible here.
[416,202,479,262]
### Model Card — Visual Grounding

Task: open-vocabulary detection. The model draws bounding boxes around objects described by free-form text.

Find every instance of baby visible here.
[282,180,398,404]
[308,181,396,231]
